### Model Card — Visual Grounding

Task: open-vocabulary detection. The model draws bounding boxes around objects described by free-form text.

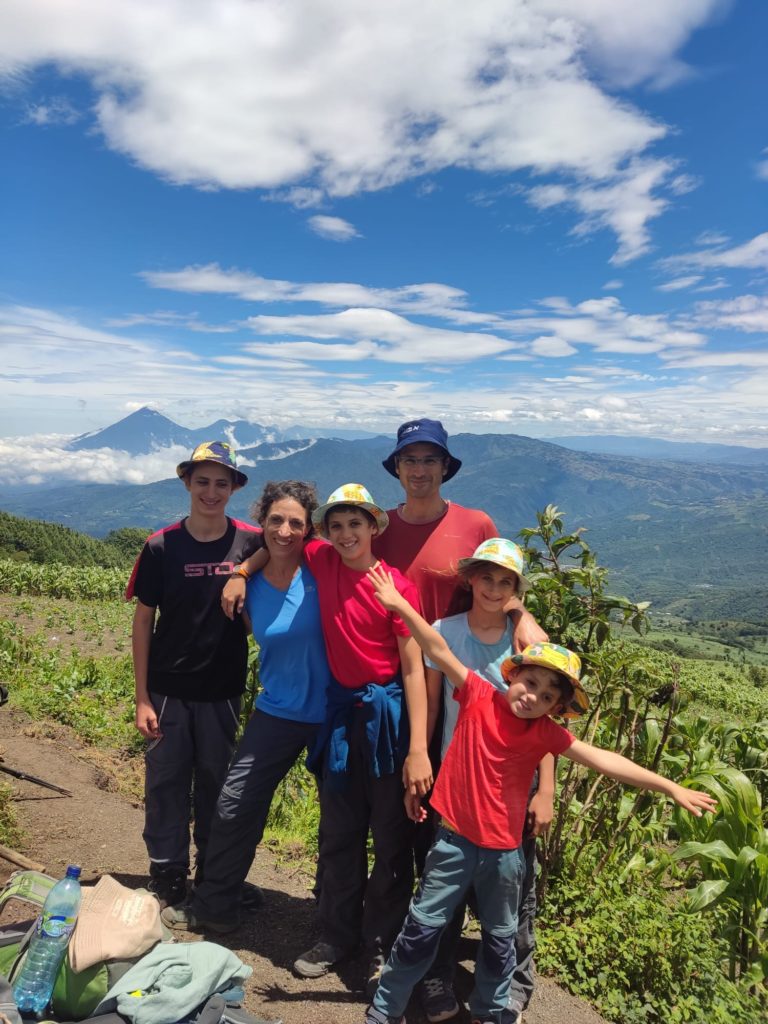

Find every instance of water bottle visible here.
[13,865,82,1015]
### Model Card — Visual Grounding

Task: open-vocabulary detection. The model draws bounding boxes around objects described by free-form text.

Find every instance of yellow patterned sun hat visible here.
[311,483,389,537]
[501,642,588,718]
[457,537,530,593]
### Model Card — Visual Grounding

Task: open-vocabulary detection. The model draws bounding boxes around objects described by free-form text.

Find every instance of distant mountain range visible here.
[5,409,768,619]
[551,434,768,466]
[68,406,382,453]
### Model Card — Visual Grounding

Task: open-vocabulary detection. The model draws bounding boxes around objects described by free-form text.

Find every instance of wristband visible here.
[231,565,250,580]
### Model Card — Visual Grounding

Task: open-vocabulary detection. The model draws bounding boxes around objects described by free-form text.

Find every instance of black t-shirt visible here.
[127,517,262,701]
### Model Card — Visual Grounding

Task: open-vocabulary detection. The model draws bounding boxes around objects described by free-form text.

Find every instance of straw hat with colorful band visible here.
[457,537,531,593]
[501,642,589,719]
[311,483,390,537]
[176,441,248,488]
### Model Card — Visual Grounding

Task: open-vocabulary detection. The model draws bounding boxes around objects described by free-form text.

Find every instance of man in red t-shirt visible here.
[373,418,549,1024]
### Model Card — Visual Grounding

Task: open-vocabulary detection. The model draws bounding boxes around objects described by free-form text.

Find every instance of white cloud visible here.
[307,215,361,242]
[0,1,722,256]
[656,275,702,292]
[662,232,768,272]
[530,335,578,357]
[691,295,768,333]
[24,96,80,126]
[755,147,768,182]
[0,437,191,486]
[244,308,518,363]
[602,279,623,290]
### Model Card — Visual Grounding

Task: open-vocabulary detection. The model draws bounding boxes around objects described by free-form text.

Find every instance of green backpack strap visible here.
[0,870,55,913]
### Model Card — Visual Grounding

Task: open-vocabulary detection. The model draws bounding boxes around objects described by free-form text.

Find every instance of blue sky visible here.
[1,0,767,484]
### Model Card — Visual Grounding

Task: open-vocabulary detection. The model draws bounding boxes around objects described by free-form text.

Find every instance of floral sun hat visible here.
[501,641,589,719]
[457,537,531,593]
[311,483,390,537]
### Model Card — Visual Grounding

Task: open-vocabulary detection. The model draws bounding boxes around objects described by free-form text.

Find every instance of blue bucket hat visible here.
[382,418,462,482]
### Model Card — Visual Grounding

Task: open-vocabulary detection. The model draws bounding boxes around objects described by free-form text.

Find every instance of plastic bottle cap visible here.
[65,865,81,878]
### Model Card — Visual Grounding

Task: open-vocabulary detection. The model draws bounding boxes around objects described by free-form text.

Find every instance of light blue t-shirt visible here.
[245,564,331,725]
[425,612,514,760]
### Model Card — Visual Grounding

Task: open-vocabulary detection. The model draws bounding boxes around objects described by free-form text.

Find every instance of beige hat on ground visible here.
[69,875,164,973]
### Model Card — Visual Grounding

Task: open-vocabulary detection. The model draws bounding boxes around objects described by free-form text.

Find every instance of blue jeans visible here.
[373,827,524,1021]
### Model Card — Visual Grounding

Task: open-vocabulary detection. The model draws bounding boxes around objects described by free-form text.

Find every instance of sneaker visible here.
[147,869,187,907]
[293,940,348,978]
[161,901,240,935]
[365,952,386,1001]
[363,1007,405,1024]
[420,975,460,1022]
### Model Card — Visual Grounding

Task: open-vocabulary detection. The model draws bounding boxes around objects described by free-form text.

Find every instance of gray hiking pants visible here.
[144,693,241,877]
[193,708,319,920]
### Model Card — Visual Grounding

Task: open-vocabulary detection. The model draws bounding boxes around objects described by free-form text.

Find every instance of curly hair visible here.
[250,480,319,537]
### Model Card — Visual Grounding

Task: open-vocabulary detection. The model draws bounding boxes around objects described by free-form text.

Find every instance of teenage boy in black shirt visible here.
[128,441,261,906]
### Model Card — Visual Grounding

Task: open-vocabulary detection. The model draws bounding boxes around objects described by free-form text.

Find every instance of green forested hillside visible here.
[0,511,148,568]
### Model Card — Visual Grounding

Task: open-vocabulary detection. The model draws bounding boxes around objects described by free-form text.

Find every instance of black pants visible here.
[317,710,414,955]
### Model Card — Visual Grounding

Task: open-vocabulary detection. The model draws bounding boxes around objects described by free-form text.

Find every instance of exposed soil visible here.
[0,708,610,1024]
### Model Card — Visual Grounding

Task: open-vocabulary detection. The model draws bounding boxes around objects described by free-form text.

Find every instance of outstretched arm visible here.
[221,548,270,618]
[367,564,468,690]
[564,739,718,817]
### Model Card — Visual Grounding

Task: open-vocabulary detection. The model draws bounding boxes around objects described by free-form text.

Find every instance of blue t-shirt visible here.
[425,612,514,760]
[245,564,331,725]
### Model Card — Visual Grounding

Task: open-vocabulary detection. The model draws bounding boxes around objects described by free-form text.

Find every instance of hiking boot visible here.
[147,869,187,908]
[240,881,265,911]
[161,901,240,935]
[365,952,387,1000]
[420,975,460,1022]
[293,940,348,978]
[363,1007,405,1024]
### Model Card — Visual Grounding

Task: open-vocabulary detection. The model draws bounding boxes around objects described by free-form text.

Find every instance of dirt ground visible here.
[0,708,610,1024]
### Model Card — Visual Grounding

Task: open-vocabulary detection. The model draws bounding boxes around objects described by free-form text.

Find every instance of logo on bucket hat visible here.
[311,483,389,537]
[382,418,462,481]
[176,441,248,488]
[457,538,530,592]
[501,642,588,718]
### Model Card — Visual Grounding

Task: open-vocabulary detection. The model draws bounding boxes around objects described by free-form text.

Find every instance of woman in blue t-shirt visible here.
[163,480,332,933]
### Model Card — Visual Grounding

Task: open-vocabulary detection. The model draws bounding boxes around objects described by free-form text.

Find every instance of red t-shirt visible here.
[373,503,497,623]
[431,670,574,849]
[302,539,420,688]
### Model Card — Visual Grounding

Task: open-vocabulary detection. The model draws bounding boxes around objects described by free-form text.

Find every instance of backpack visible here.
[0,871,150,1020]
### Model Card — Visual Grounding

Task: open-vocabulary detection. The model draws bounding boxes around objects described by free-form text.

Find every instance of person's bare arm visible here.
[564,740,718,817]
[367,565,468,690]
[221,548,270,618]
[398,634,433,797]
[132,601,159,739]
[426,666,443,746]
[503,597,549,653]
[527,753,556,836]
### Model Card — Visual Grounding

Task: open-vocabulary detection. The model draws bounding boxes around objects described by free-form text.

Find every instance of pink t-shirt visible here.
[431,670,574,849]
[302,538,420,688]
[373,503,497,623]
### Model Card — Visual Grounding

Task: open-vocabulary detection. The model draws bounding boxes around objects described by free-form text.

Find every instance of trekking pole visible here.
[0,762,72,797]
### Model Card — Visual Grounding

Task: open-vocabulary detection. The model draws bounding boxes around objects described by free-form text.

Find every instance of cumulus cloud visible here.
[307,215,361,241]
[0,1,723,257]
[0,437,191,486]
[24,95,80,126]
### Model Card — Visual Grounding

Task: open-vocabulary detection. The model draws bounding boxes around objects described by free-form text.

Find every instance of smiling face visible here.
[395,442,449,501]
[184,462,235,518]
[466,563,520,614]
[325,506,378,568]
[261,496,309,563]
[504,665,568,720]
